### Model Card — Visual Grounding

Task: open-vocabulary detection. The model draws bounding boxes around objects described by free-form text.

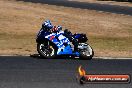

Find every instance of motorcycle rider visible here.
[63,29,79,51]
[41,20,79,51]
[41,20,62,33]
[51,25,62,33]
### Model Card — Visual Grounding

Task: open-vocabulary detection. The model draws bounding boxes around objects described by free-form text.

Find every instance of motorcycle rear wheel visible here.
[80,45,94,60]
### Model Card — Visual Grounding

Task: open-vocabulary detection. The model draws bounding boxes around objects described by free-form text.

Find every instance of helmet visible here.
[42,20,53,30]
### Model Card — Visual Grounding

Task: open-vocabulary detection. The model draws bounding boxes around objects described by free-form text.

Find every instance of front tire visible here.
[37,41,57,59]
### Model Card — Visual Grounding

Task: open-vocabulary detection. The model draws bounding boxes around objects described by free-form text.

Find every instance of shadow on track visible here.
[16,0,132,16]
[30,54,91,60]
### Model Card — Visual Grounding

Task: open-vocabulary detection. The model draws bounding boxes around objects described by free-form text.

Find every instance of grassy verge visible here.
[90,36,132,57]
[0,0,132,57]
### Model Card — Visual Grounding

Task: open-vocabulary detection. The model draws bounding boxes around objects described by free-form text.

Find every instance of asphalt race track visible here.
[0,56,131,88]
[16,0,132,16]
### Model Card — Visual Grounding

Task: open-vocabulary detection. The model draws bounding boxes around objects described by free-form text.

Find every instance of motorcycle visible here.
[36,28,94,60]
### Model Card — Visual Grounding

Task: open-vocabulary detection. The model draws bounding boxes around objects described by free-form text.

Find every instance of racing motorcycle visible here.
[36,28,94,60]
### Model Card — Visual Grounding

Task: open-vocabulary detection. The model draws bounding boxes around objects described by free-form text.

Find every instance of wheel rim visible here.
[81,45,93,57]
[39,43,55,57]
[81,50,90,56]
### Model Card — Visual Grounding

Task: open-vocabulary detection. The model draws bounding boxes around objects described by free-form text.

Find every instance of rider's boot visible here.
[73,39,79,52]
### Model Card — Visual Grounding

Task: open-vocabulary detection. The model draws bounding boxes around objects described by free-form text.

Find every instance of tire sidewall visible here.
[80,44,94,60]
[37,42,57,59]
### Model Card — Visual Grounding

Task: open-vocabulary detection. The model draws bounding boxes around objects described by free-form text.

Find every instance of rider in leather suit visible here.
[42,20,78,51]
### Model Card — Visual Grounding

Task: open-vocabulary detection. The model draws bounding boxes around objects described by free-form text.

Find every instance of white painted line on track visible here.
[0,55,132,59]
[94,57,132,60]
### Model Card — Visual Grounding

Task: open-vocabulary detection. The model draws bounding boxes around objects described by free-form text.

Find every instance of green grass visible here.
[90,36,132,51]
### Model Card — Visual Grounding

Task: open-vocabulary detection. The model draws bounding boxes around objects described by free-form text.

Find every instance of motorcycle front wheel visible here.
[37,41,57,59]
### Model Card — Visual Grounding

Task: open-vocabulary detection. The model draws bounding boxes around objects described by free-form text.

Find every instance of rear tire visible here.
[37,41,57,59]
[80,45,94,60]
